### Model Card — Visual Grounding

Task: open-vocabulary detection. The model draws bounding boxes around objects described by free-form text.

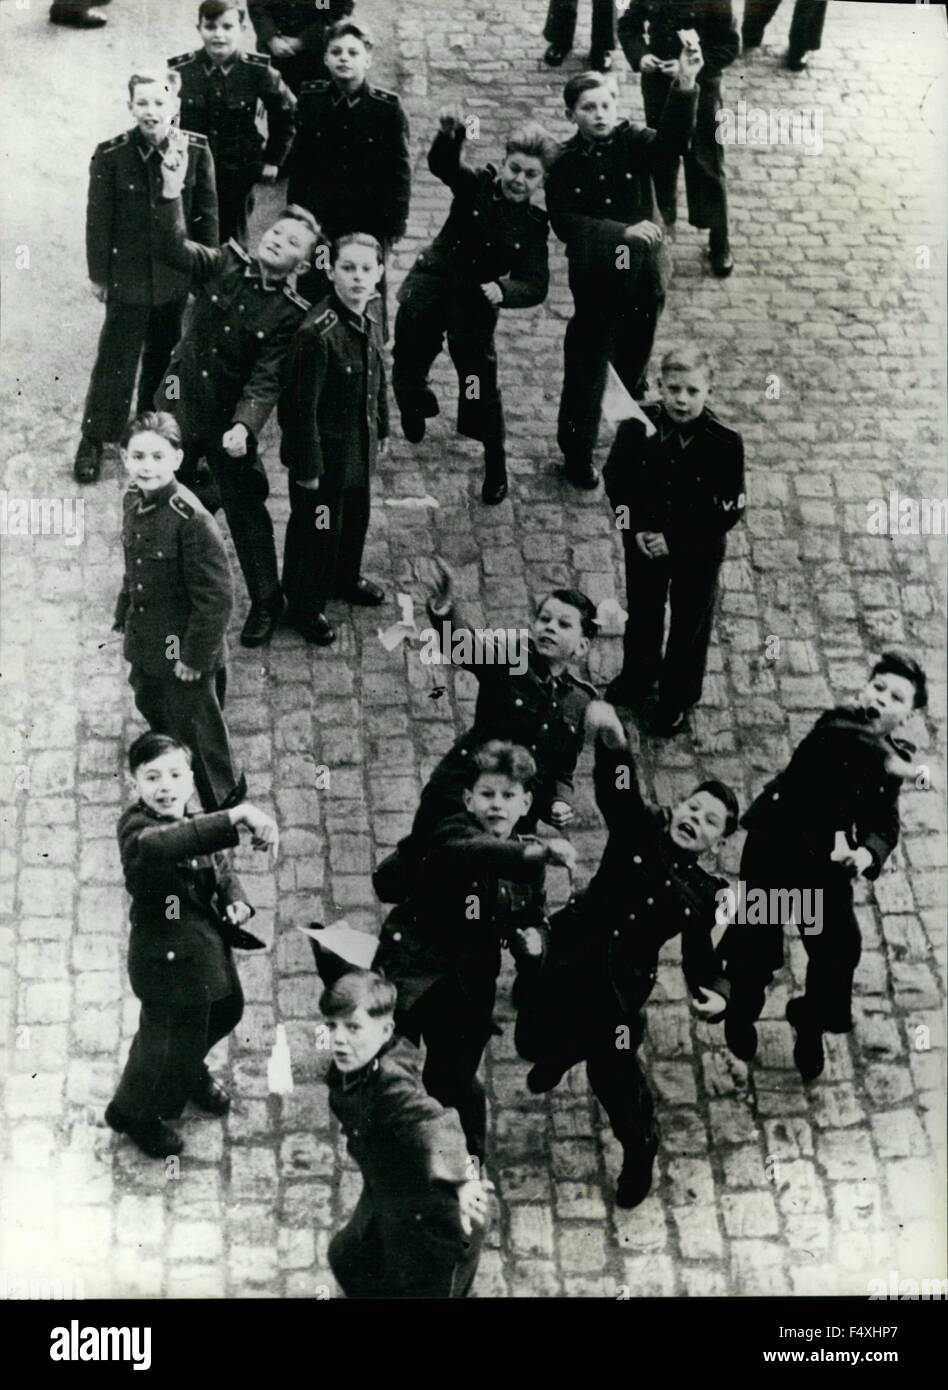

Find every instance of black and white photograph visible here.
[0,0,945,1346]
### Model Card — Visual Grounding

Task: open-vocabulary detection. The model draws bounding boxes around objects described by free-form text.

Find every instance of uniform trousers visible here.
[128,665,240,812]
[392,288,505,452]
[718,830,863,1036]
[179,440,280,608]
[742,0,827,58]
[111,983,244,1123]
[216,168,258,248]
[282,479,371,616]
[619,538,721,711]
[329,1189,485,1299]
[396,974,496,1163]
[642,71,728,245]
[543,0,617,55]
[82,298,185,444]
[558,275,663,466]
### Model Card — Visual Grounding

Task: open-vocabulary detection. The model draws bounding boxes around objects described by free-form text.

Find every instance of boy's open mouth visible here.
[676,821,697,841]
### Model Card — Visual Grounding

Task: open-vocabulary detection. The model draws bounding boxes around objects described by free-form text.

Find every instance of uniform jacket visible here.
[398,128,550,311]
[169,49,297,174]
[742,707,902,877]
[603,402,746,561]
[375,812,550,1014]
[328,1034,471,1245]
[545,80,696,293]
[571,737,729,1013]
[286,79,411,243]
[618,0,740,78]
[423,598,596,821]
[278,291,388,485]
[118,803,250,1006]
[114,480,234,677]
[86,127,218,305]
[152,196,311,440]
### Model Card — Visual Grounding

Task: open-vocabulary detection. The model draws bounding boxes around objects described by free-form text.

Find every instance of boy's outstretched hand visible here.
[830,834,874,878]
[229,803,280,858]
[544,837,578,877]
[548,799,574,828]
[437,103,467,135]
[159,134,189,202]
[222,424,249,458]
[585,700,627,750]
[457,1176,494,1235]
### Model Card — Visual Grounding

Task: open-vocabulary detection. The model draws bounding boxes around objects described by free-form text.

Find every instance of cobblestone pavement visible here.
[1,0,946,1300]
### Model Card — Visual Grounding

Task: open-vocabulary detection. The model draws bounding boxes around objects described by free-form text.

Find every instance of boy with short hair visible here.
[515,700,739,1208]
[106,732,278,1159]
[286,19,411,330]
[393,111,556,505]
[719,651,928,1081]
[544,56,700,489]
[603,345,745,736]
[375,741,578,1162]
[74,65,218,485]
[249,0,355,93]
[170,1,297,246]
[153,151,318,647]
[278,232,389,648]
[619,0,740,276]
[114,412,245,814]
[309,953,490,1299]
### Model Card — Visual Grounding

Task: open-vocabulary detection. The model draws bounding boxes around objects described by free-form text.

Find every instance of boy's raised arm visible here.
[588,703,649,832]
[427,117,478,193]
[151,193,224,283]
[120,807,240,869]
[425,817,569,883]
[179,512,235,674]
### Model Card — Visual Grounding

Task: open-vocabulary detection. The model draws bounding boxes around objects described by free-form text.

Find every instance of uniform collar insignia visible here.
[134,130,170,161]
[330,83,364,108]
[203,54,238,74]
[243,262,280,292]
[135,480,177,511]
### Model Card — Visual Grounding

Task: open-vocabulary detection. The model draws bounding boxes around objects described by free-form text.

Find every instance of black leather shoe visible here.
[785,51,809,72]
[73,435,102,483]
[482,473,508,505]
[288,610,336,645]
[588,49,613,72]
[787,997,825,1081]
[50,6,108,26]
[344,578,385,607]
[725,1017,758,1062]
[616,1143,657,1209]
[241,591,285,647]
[563,459,600,490]
[190,1069,231,1116]
[526,1062,566,1095]
[481,449,509,505]
[105,1103,183,1158]
[543,44,568,66]
[709,240,735,277]
[400,407,426,444]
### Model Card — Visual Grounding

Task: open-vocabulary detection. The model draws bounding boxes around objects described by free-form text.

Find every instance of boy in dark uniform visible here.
[375,742,578,1162]
[153,149,318,647]
[542,0,617,72]
[170,1,297,246]
[310,952,491,1299]
[741,0,827,71]
[106,732,278,1159]
[286,19,411,331]
[114,413,245,814]
[392,110,555,505]
[74,65,218,484]
[719,652,927,1080]
[619,0,740,276]
[516,701,738,1207]
[603,345,745,736]
[545,54,700,489]
[249,0,355,93]
[279,233,388,647]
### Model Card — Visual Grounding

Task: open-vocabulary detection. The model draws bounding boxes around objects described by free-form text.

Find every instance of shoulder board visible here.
[283,285,311,311]
[185,130,210,147]
[307,306,338,335]
[242,52,271,67]
[169,493,195,520]
[228,238,252,262]
[367,85,400,104]
[98,131,131,154]
[567,673,599,698]
[168,51,197,68]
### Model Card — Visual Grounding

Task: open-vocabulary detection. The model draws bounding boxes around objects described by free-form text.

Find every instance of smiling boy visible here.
[74,65,217,484]
[392,110,556,504]
[603,344,745,735]
[515,700,738,1208]
[153,150,318,646]
[719,651,928,1080]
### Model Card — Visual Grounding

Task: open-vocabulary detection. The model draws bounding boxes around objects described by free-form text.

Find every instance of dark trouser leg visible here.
[399,978,494,1162]
[586,1012,657,1158]
[591,0,617,54]
[641,72,680,224]
[137,298,186,419]
[788,0,827,58]
[208,443,279,606]
[660,557,720,713]
[557,295,610,466]
[684,77,728,245]
[741,0,783,47]
[610,290,663,401]
[128,667,242,811]
[391,294,448,420]
[391,1215,486,1298]
[282,479,332,617]
[619,537,669,694]
[543,0,579,51]
[448,317,505,451]
[82,299,151,444]
[797,880,861,1034]
[329,1194,388,1298]
[216,170,257,247]
[111,988,242,1123]
[332,486,371,594]
[719,831,792,1027]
